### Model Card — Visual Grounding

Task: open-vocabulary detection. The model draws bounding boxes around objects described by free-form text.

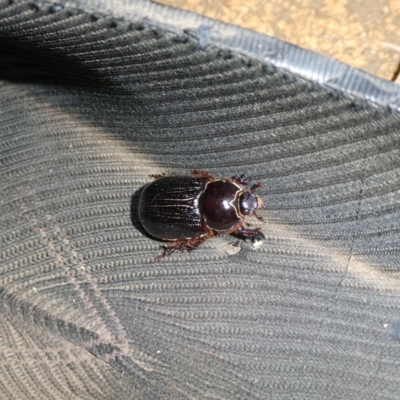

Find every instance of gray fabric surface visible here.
[1,0,400,399]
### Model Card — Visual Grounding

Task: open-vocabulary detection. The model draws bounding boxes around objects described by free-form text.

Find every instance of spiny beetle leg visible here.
[176,236,208,253]
[152,236,208,263]
[151,246,175,263]
[231,174,251,186]
[192,170,216,180]
[233,226,265,242]
[249,182,262,193]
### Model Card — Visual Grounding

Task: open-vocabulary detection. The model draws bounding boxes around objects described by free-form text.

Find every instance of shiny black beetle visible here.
[138,170,265,260]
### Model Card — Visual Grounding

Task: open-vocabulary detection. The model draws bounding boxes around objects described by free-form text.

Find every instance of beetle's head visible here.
[238,191,262,216]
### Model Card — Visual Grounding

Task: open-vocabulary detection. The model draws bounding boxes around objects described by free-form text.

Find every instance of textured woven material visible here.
[1,1,400,399]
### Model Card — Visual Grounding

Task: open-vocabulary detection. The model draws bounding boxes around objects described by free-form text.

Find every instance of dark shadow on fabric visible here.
[0,40,126,92]
[130,187,147,236]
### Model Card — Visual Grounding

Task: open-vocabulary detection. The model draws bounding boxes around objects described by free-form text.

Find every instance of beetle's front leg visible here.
[249,182,262,193]
[231,174,251,186]
[232,226,265,242]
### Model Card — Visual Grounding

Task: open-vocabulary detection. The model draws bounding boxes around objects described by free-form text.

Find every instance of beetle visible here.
[138,170,265,261]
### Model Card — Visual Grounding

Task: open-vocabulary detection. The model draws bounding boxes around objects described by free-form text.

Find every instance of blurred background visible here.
[158,0,400,82]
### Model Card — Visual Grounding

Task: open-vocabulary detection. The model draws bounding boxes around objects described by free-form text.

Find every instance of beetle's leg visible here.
[192,170,216,180]
[231,176,262,191]
[151,245,178,263]
[178,236,209,252]
[249,182,262,193]
[231,174,251,186]
[232,226,265,242]
[152,248,174,263]
[152,236,209,262]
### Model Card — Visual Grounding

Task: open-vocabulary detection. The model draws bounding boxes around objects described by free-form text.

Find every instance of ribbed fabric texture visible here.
[1,1,400,399]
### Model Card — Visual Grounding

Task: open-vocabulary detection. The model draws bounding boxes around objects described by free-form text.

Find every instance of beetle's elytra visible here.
[138,170,265,261]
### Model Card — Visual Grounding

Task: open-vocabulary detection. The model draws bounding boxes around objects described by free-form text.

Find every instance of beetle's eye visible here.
[239,192,259,215]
